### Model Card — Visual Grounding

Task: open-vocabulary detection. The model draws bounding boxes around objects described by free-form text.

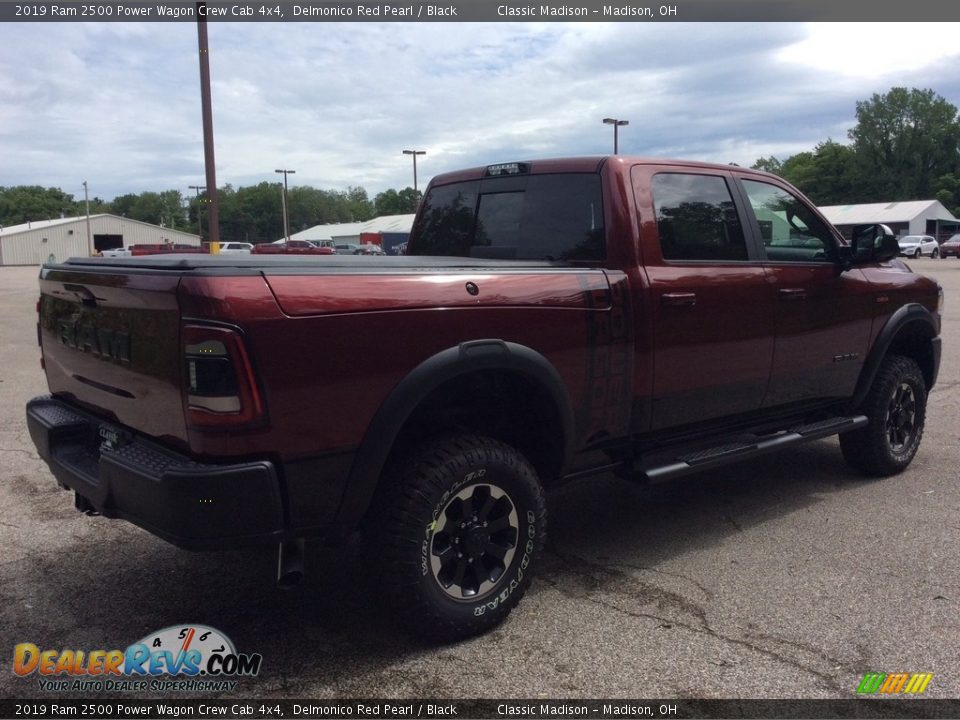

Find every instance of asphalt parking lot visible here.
[1,259,958,701]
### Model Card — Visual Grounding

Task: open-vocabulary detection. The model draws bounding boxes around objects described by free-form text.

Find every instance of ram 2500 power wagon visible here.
[27,156,942,639]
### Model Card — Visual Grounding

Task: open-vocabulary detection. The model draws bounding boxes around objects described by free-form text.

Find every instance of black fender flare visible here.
[850,303,940,410]
[334,339,575,528]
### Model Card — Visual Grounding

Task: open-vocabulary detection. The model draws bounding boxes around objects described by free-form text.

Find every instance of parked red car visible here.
[940,234,960,259]
[251,240,334,255]
[129,243,206,256]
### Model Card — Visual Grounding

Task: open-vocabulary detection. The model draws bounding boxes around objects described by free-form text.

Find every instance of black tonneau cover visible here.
[50,255,573,273]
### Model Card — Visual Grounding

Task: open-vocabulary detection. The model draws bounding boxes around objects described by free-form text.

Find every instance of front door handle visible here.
[779,288,807,301]
[661,292,697,307]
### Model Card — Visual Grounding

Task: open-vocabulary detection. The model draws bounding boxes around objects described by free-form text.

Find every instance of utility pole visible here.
[189,185,206,240]
[402,150,426,195]
[275,169,295,242]
[82,180,93,255]
[602,118,629,154]
[196,2,220,243]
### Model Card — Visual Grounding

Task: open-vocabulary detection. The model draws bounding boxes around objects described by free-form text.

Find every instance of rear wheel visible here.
[371,434,546,640]
[841,355,926,476]
[932,248,940,258]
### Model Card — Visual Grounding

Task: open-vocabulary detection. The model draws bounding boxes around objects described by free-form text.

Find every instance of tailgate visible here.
[38,266,187,445]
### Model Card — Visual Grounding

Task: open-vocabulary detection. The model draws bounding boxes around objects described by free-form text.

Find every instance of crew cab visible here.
[26,157,942,640]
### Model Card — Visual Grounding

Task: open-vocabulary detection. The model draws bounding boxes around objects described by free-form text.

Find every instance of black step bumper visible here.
[26,396,285,550]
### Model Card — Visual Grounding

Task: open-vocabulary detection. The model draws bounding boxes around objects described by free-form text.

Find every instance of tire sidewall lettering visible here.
[421,467,489,576]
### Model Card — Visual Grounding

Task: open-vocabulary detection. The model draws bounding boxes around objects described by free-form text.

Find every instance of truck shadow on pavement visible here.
[3,438,874,697]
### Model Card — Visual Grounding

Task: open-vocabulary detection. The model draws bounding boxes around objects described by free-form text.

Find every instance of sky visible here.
[1,19,960,204]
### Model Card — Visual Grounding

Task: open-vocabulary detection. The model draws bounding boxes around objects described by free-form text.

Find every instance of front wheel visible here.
[914,249,922,258]
[932,248,940,258]
[840,355,927,476]
[371,434,547,640]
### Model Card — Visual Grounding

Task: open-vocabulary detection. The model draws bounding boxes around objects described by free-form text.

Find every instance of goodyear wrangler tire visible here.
[374,434,546,641]
[840,355,927,477]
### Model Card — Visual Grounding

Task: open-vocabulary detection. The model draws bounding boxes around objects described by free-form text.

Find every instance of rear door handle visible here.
[779,288,807,301]
[661,292,697,307]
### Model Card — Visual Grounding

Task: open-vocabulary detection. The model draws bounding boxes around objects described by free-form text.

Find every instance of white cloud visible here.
[778,23,960,78]
[1,21,958,202]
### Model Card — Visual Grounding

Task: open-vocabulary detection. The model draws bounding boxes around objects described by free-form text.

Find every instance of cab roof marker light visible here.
[485,162,530,177]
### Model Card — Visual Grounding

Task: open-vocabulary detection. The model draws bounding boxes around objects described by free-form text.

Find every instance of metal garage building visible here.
[0,214,201,266]
[819,200,959,241]
[289,214,415,254]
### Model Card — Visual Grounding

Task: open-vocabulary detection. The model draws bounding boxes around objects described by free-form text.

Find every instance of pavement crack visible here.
[543,551,846,694]
[608,561,715,600]
[0,447,40,459]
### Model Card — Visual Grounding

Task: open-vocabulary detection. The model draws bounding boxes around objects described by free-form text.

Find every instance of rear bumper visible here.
[26,396,286,550]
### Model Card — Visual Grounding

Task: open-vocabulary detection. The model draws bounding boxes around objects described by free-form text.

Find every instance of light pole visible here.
[188,185,206,241]
[402,150,426,195]
[602,118,629,154]
[275,169,295,242]
[82,180,93,255]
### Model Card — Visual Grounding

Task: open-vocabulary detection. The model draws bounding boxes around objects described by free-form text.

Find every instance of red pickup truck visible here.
[27,157,942,639]
[251,240,334,255]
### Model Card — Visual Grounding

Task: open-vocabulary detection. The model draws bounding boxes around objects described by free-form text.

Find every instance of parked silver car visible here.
[898,235,939,258]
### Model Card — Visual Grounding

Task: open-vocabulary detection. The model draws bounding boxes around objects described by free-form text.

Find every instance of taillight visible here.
[182,324,265,429]
[37,297,44,369]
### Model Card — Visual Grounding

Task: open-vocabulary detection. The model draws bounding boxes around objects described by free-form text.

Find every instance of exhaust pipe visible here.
[74,493,100,516]
[276,539,305,589]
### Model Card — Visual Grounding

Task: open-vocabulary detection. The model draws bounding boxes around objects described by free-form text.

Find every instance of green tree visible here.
[219,182,282,243]
[345,186,375,221]
[933,173,960,217]
[848,87,960,200]
[107,190,186,228]
[751,156,783,175]
[375,187,421,215]
[0,186,79,225]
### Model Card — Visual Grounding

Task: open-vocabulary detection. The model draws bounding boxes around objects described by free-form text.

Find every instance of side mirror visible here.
[851,223,898,264]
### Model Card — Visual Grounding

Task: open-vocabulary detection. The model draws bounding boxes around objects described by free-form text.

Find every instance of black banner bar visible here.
[3,699,960,720]
[1,0,959,22]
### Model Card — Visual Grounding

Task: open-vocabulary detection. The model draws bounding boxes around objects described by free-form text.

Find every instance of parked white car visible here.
[100,246,133,257]
[217,242,253,254]
[898,235,939,258]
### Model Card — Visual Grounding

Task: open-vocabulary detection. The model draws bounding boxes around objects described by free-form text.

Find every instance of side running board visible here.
[640,415,868,483]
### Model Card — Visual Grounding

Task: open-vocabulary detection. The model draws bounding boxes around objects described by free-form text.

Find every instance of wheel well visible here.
[387,370,566,485]
[887,323,937,389]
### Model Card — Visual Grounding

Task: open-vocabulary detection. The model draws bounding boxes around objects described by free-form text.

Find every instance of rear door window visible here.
[651,173,748,262]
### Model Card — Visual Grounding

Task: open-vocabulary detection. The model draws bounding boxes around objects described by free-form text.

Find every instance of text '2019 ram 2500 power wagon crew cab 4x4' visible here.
[27,157,942,639]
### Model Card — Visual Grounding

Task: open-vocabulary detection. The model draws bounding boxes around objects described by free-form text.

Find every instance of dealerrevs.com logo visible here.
[856,672,934,695]
[13,625,262,693]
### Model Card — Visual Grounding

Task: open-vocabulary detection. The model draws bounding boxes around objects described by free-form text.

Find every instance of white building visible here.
[288,214,415,253]
[0,214,200,266]
[819,200,959,240]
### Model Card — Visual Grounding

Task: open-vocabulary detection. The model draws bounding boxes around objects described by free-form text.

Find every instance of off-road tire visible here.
[840,355,927,476]
[371,434,547,641]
